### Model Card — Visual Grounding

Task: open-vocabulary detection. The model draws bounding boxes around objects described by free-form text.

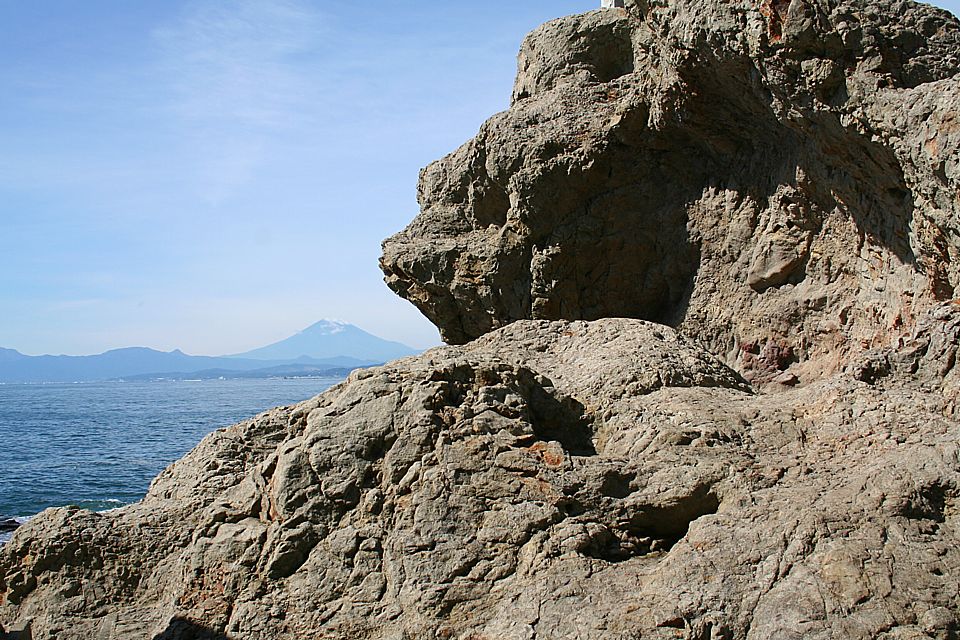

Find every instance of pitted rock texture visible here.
[2,307,960,639]
[380,0,960,383]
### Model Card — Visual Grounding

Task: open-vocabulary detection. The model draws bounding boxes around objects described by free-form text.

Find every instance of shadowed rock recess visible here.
[3,1,960,639]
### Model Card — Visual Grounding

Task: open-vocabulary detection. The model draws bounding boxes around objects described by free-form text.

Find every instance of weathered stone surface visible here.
[4,1,960,638]
[2,306,960,638]
[381,0,960,383]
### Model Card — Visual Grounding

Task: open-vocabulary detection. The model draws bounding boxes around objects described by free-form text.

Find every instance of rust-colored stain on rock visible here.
[528,441,566,468]
[758,0,792,41]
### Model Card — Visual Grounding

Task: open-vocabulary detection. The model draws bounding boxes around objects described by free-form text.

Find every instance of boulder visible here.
[1,307,959,638]
[381,0,960,382]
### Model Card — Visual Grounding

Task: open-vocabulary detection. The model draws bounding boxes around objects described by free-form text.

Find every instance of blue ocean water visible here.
[0,377,341,542]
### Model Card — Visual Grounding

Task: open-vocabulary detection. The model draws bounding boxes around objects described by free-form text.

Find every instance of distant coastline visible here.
[0,320,419,384]
[114,365,360,382]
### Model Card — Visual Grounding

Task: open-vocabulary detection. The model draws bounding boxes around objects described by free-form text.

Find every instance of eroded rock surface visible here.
[2,306,960,639]
[381,0,960,383]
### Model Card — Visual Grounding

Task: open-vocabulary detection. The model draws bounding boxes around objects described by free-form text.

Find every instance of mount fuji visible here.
[0,321,420,383]
[227,320,419,363]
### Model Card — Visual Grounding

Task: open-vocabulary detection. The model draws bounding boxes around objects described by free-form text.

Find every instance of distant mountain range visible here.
[0,321,420,383]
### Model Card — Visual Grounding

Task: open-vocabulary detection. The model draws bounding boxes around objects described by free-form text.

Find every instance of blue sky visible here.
[0,0,595,355]
[1,0,958,356]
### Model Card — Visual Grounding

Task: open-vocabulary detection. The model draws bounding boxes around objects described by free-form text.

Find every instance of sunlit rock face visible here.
[4,1,960,638]
[381,0,960,383]
[3,307,960,639]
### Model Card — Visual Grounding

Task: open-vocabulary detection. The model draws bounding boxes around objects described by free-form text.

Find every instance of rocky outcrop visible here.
[0,522,19,535]
[3,1,960,638]
[380,0,960,383]
[2,305,960,639]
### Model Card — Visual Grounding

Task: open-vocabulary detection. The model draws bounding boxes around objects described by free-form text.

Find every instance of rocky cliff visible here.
[381,0,960,384]
[3,1,960,639]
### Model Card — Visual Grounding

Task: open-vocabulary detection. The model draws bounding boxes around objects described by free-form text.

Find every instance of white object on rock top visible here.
[601,0,625,7]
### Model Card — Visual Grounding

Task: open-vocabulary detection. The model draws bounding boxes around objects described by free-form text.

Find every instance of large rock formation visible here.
[2,306,959,639]
[380,0,960,383]
[3,1,960,638]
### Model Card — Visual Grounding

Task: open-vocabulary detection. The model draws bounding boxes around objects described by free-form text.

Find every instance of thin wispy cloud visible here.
[154,0,326,126]
[0,1,599,355]
[152,0,327,202]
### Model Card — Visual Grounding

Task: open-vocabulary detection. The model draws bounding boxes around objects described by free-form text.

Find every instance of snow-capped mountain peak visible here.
[302,319,350,335]
[229,320,418,363]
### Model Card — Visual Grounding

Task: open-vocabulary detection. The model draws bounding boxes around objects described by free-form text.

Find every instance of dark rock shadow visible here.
[900,482,957,524]
[152,618,229,640]
[583,483,721,563]
[800,110,918,268]
[681,54,917,266]
[0,622,32,640]
[525,376,597,456]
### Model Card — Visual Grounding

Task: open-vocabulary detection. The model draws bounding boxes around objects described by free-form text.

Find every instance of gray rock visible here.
[0,521,19,534]
[2,307,960,638]
[380,0,960,384]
